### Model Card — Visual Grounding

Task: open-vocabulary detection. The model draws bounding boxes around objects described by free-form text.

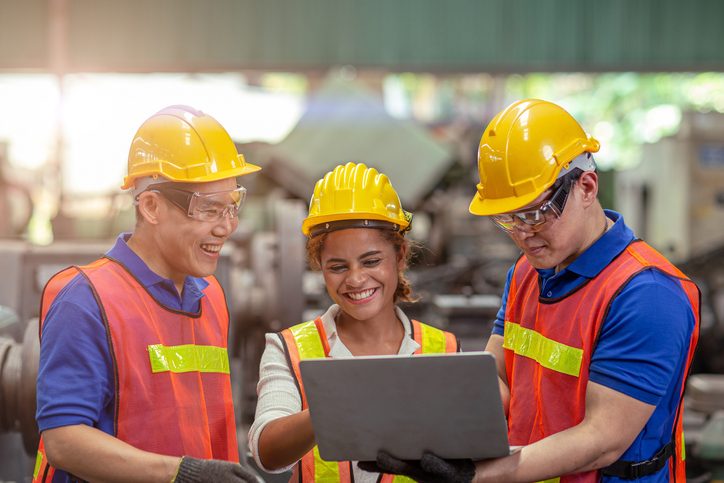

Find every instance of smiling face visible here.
[142,177,240,288]
[319,228,404,324]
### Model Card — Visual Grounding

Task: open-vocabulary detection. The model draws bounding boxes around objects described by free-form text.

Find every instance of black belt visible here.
[601,441,674,479]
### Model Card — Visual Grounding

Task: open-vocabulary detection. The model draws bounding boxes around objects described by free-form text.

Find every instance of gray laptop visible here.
[299,351,509,462]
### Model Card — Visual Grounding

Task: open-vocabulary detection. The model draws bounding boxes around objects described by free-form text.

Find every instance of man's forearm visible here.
[473,422,619,482]
[473,382,655,482]
[43,424,181,483]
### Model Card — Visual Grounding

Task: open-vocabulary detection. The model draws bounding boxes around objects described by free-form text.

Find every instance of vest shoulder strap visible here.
[39,258,111,335]
[279,318,328,409]
[626,241,689,279]
[201,275,227,312]
[411,320,459,353]
[283,319,329,360]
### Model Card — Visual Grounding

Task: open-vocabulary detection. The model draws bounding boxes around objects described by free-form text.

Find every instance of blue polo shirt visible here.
[491,210,696,482]
[36,233,210,481]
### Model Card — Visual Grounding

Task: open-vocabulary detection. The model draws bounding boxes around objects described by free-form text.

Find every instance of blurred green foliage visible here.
[386,72,724,170]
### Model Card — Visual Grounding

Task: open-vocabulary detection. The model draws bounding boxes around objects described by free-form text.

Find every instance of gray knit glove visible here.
[173,456,259,483]
[358,450,475,483]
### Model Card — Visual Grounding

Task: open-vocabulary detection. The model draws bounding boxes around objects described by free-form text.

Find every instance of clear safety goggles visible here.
[150,184,247,222]
[491,173,575,233]
[490,153,595,234]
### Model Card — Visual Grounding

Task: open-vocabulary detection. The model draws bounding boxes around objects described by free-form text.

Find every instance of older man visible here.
[35,106,260,482]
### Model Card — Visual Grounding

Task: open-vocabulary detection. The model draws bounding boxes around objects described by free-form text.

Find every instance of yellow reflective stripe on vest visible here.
[289,322,343,481]
[33,450,42,479]
[503,322,583,377]
[392,476,417,482]
[147,344,230,374]
[682,431,686,461]
[419,323,447,354]
[291,321,326,359]
[313,446,342,482]
[537,478,560,483]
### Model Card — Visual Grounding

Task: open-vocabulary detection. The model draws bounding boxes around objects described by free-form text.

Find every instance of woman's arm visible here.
[248,334,315,472]
[257,410,315,470]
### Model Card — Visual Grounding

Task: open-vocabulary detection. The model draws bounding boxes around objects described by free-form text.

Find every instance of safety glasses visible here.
[490,175,575,234]
[151,184,247,222]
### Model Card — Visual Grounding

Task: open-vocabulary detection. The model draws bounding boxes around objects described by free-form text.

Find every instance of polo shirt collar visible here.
[106,233,209,311]
[562,210,635,279]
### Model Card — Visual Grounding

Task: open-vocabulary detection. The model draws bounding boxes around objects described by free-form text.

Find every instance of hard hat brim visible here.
[468,189,548,217]
[121,160,261,190]
[301,212,410,236]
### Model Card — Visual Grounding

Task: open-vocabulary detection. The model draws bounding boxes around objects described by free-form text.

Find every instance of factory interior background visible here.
[1,0,723,481]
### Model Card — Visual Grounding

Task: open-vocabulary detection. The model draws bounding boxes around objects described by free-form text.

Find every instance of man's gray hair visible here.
[131,177,169,202]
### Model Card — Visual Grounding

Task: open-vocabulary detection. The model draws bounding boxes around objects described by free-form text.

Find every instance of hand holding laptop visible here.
[358,451,475,483]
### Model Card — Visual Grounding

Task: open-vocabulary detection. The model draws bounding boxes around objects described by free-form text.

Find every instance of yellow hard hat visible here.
[121,105,261,190]
[469,99,600,216]
[302,162,412,237]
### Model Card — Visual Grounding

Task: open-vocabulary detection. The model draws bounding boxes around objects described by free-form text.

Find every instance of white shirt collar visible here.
[317,304,421,358]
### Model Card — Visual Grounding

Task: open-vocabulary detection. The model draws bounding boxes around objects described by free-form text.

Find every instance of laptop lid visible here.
[299,351,509,462]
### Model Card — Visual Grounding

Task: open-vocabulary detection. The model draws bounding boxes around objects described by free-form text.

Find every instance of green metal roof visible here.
[1,0,723,72]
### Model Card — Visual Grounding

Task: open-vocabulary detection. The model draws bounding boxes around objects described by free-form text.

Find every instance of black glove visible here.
[174,456,260,483]
[358,450,475,483]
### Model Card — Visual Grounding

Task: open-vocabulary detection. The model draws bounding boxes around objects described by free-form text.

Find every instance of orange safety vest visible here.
[33,257,238,482]
[279,316,459,483]
[504,241,699,482]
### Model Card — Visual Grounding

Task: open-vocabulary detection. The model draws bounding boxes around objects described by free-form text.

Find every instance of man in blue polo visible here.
[365,99,699,482]
[35,106,261,482]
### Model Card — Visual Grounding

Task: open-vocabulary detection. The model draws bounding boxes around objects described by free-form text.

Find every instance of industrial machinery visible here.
[0,311,38,479]
[0,240,113,480]
[615,110,724,265]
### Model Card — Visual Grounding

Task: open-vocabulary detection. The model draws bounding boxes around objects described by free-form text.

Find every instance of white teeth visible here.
[201,244,221,253]
[348,289,375,300]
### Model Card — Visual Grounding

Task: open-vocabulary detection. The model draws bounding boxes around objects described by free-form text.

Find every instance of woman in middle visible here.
[248,162,459,482]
